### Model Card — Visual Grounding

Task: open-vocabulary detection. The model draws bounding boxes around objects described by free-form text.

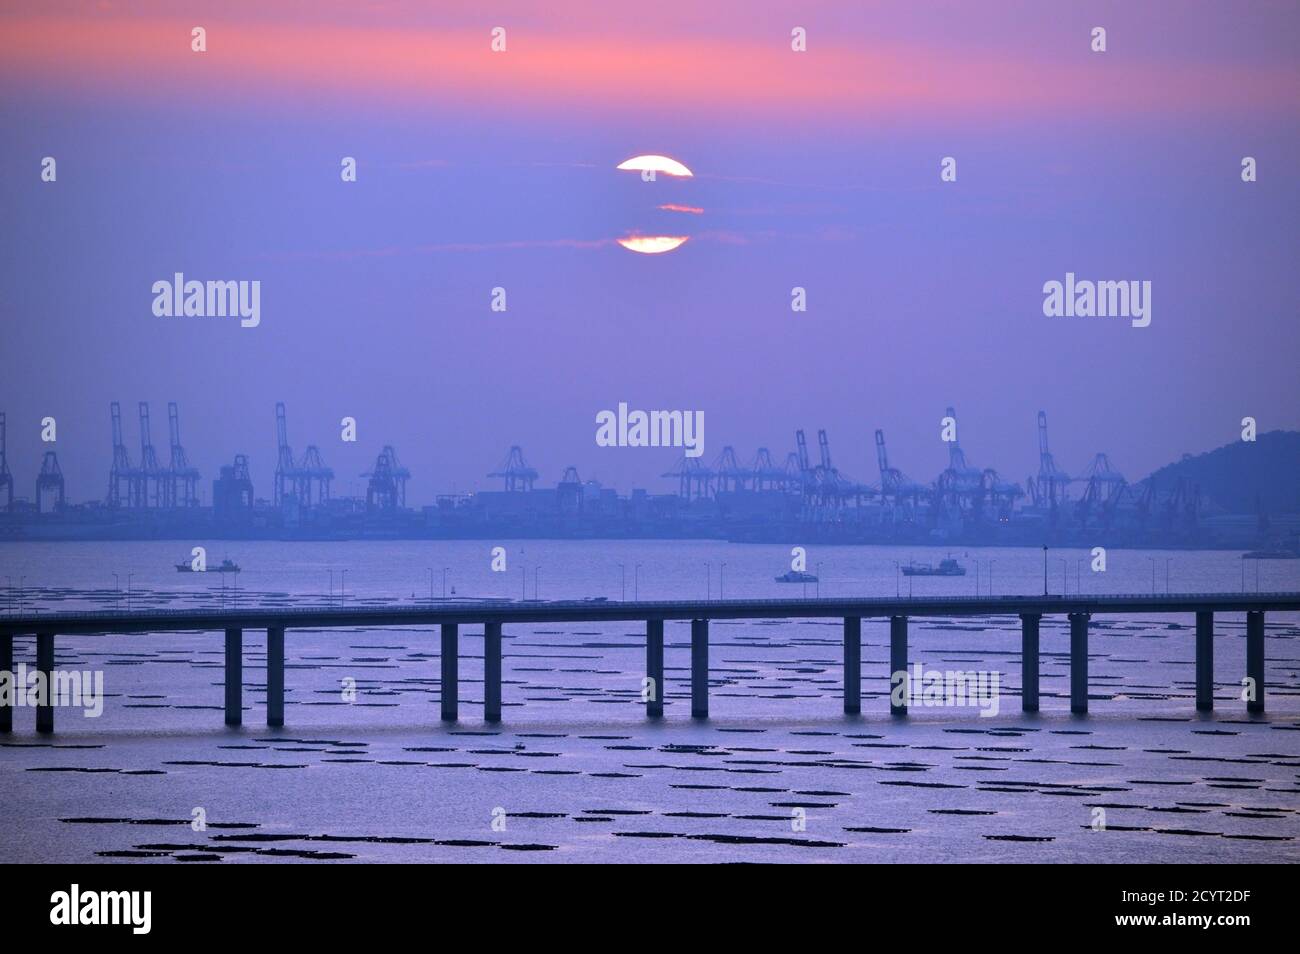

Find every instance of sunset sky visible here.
[2,0,1297,502]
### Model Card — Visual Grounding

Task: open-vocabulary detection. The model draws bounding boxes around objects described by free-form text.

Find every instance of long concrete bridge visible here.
[2,593,1297,732]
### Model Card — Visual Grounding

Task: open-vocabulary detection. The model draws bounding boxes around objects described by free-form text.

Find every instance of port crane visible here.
[0,412,12,511]
[165,402,201,508]
[489,445,538,492]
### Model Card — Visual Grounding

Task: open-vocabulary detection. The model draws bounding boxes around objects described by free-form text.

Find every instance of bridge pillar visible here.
[35,632,55,733]
[843,617,861,715]
[1,633,12,733]
[1020,613,1040,713]
[224,627,242,727]
[267,626,285,727]
[441,623,458,721]
[1069,613,1089,715]
[889,616,907,716]
[1195,611,1213,712]
[484,622,502,723]
[646,619,664,719]
[1246,610,1264,714]
[691,619,708,719]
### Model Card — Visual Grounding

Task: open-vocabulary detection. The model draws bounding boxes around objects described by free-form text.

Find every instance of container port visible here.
[0,403,1296,550]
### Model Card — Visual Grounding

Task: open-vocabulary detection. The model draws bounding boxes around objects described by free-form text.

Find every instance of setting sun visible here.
[616,154,694,177]
[617,235,689,254]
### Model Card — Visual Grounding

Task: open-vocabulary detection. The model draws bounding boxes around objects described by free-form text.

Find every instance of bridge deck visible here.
[3,592,1291,731]
[2,592,1299,635]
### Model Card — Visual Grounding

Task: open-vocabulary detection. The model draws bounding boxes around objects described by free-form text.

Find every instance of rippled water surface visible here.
[2,540,1297,862]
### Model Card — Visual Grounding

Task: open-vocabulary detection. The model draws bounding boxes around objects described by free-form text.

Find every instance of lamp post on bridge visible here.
[1042,545,1048,596]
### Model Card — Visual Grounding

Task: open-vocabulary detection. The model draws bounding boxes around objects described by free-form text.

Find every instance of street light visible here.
[892,561,900,598]
[720,563,727,600]
[617,564,626,602]
[1042,545,1049,596]
[1060,559,1068,595]
[989,560,996,596]
[1148,558,1156,595]
[634,564,642,601]
[1165,558,1172,594]
[815,563,822,599]
[705,563,712,600]
[443,568,449,600]
[427,568,434,601]
[340,569,348,604]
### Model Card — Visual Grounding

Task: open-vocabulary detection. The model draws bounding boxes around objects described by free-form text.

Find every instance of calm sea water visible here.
[2,540,1298,863]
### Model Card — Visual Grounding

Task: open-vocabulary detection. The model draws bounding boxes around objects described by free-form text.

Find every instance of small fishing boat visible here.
[175,558,241,574]
[901,557,966,577]
[775,570,819,583]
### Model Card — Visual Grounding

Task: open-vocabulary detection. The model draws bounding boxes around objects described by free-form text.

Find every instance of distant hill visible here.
[1142,430,1300,515]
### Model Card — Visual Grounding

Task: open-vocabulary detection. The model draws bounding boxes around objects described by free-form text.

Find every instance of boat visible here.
[775,570,819,583]
[901,557,966,577]
[1242,549,1299,560]
[175,558,241,574]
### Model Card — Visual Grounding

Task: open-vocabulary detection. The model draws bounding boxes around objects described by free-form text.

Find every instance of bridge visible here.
[2,592,1298,732]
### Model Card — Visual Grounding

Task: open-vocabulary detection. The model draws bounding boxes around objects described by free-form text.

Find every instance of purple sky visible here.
[2,1,1297,504]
